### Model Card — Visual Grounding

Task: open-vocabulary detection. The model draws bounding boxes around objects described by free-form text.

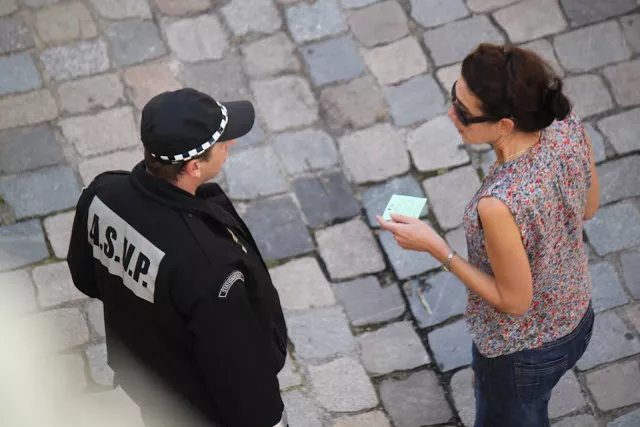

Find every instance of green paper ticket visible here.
[382,195,428,221]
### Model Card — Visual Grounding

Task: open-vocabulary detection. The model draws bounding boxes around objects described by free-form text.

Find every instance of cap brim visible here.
[218,100,255,142]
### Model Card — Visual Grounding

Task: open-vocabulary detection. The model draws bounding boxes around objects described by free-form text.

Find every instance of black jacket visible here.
[67,162,288,427]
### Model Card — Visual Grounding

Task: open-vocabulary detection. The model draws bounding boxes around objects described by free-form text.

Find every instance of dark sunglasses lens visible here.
[454,105,468,127]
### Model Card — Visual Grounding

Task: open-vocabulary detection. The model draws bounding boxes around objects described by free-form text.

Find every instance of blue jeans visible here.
[472,303,594,427]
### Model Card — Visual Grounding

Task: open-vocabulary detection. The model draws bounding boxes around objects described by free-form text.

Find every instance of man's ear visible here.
[183,159,202,178]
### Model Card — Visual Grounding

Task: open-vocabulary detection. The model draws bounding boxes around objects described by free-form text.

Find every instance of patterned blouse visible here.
[463,111,592,358]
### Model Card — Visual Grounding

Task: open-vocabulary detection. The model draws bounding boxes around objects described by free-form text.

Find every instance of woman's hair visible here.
[461,43,572,132]
[144,147,212,182]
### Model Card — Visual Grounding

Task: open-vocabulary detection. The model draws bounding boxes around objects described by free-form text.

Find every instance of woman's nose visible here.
[447,106,456,121]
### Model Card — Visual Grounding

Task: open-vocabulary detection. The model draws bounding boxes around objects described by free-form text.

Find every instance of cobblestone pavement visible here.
[0,0,639,426]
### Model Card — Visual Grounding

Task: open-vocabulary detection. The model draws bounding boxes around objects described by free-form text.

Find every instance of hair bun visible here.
[545,81,571,121]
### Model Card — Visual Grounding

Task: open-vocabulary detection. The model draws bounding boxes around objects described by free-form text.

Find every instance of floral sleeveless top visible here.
[463,111,592,357]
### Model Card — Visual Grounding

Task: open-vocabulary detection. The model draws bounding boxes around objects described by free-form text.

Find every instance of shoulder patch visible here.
[218,270,245,298]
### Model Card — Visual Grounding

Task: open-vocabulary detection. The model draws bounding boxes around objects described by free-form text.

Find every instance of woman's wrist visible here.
[433,242,453,263]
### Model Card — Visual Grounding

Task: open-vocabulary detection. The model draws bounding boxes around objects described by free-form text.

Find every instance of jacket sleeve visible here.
[67,187,100,299]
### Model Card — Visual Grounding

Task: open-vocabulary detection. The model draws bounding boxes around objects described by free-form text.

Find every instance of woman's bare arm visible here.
[584,134,599,220]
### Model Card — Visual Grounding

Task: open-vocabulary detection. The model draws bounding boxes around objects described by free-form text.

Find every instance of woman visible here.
[378,43,599,427]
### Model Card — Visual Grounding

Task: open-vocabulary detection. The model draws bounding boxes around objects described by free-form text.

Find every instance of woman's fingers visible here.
[389,213,415,224]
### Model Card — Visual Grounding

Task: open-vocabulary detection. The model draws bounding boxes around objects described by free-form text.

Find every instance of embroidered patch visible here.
[218,270,245,298]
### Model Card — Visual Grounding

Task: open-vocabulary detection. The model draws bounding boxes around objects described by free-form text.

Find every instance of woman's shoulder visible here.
[546,110,585,142]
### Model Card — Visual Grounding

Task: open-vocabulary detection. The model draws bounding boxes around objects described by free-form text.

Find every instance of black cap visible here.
[140,88,255,163]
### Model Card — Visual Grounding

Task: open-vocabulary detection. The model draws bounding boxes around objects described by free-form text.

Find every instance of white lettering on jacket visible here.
[218,271,244,298]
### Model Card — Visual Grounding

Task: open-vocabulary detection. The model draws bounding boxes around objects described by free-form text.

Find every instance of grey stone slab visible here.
[407,115,470,171]
[286,0,347,44]
[348,1,408,47]
[221,0,282,36]
[608,409,640,427]
[293,171,360,228]
[549,371,587,419]
[33,262,86,308]
[105,20,166,67]
[564,74,614,119]
[380,370,452,427]
[480,149,498,177]
[58,73,125,115]
[333,412,392,427]
[0,167,80,220]
[334,275,405,326]
[410,0,469,29]
[404,272,468,328]
[282,390,323,427]
[287,306,356,361]
[234,122,265,150]
[604,59,640,107]
[379,222,441,280]
[0,269,36,314]
[622,14,640,54]
[40,39,110,82]
[553,415,598,427]
[87,299,105,337]
[78,148,143,186]
[0,124,63,174]
[21,0,61,6]
[242,195,313,261]
[362,175,426,228]
[598,108,640,155]
[225,146,289,199]
[48,353,87,393]
[35,1,97,45]
[273,129,338,175]
[340,0,379,7]
[358,321,430,375]
[309,357,378,412]
[450,368,474,427]
[597,156,640,205]
[241,32,301,78]
[270,257,335,311]
[363,37,428,85]
[577,310,640,371]
[466,0,519,12]
[87,343,114,386]
[424,16,505,66]
[165,14,229,62]
[0,0,17,16]
[180,57,252,103]
[320,76,387,131]
[561,0,637,26]
[554,21,631,73]
[589,262,629,313]
[423,166,481,230]
[445,227,468,260]
[154,0,210,16]
[87,0,151,19]
[621,252,640,299]
[301,36,364,87]
[436,62,462,94]
[0,90,58,130]
[386,75,447,127]
[0,16,34,55]
[428,318,473,372]
[584,201,640,257]
[0,53,41,96]
[0,220,48,271]
[278,353,303,390]
[586,359,640,411]
[583,123,606,164]
[494,0,567,44]
[520,39,565,77]
[30,307,89,351]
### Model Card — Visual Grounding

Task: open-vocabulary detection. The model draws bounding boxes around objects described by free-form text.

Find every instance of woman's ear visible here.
[498,118,515,135]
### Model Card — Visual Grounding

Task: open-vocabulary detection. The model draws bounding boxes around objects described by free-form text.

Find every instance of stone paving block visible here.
[221,0,281,36]
[309,357,378,412]
[520,39,565,77]
[621,252,640,299]
[586,359,640,411]
[445,227,468,260]
[320,76,386,131]
[0,269,36,314]
[0,53,41,96]
[269,257,335,311]
[234,122,265,150]
[154,0,210,15]
[301,36,365,87]
[87,299,105,337]
[429,318,473,372]
[583,122,606,163]
[597,156,640,205]
[0,0,16,16]
[79,149,142,186]
[40,39,110,82]
[165,14,229,62]
[286,0,347,44]
[379,222,441,280]
[0,90,58,130]
[0,16,34,54]
[450,368,474,427]
[242,195,313,260]
[348,1,408,47]
[293,171,360,227]
[622,14,640,54]
[577,310,640,370]
[584,201,640,257]
[598,108,640,154]
[278,353,303,390]
[410,0,468,29]
[316,218,385,280]
[282,390,323,427]
[338,124,409,184]
[362,175,426,228]
[404,272,468,328]
[553,415,598,427]
[564,74,613,119]
[423,166,481,230]
[340,0,379,7]
[549,371,587,419]
[407,115,470,171]
[363,37,428,85]
[604,59,640,107]
[179,57,251,103]
[380,370,452,427]
[358,321,430,375]
[124,63,181,110]
[424,16,504,66]
[88,0,151,19]
[58,74,125,114]
[31,307,89,351]
[225,146,288,199]
[44,211,74,259]
[47,353,87,393]
[554,21,631,73]
[561,0,637,26]
[332,411,391,427]
[386,75,447,127]
[252,76,318,132]
[494,0,567,43]
[0,220,48,271]
[60,107,138,157]
[334,275,405,326]
[105,20,167,67]
[608,409,640,427]
[35,1,96,44]
[436,62,462,94]
[273,129,338,175]
[0,167,80,219]
[0,124,62,174]
[241,32,301,78]
[287,306,355,360]
[87,343,114,386]
[466,0,519,12]
[480,149,498,177]
[33,262,86,308]
[22,0,62,5]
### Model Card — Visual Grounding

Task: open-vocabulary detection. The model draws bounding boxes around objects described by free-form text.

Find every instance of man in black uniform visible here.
[67,88,288,427]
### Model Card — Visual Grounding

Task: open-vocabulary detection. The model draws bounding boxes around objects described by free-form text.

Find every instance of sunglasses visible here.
[451,81,499,127]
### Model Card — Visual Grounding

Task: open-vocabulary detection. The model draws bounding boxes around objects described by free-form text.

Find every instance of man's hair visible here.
[144,147,212,182]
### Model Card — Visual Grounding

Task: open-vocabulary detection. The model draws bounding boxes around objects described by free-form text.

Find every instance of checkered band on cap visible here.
[152,101,229,164]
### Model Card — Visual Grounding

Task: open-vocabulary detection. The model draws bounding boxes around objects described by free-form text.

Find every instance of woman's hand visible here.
[376,214,451,262]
